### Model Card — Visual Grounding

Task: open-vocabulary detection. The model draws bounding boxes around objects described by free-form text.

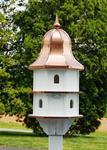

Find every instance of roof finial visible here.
[53,14,60,29]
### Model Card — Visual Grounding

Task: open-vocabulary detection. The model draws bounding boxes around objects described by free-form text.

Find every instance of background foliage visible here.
[0,0,107,134]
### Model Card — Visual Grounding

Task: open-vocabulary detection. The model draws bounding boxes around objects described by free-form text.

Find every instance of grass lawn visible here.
[0,131,107,150]
[0,120,28,130]
[64,132,107,150]
[0,118,107,150]
[0,131,48,150]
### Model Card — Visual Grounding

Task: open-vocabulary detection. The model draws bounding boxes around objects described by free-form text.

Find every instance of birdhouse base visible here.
[37,117,75,150]
[29,115,83,150]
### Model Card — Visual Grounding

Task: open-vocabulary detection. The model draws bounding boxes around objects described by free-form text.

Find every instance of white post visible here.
[49,135,63,150]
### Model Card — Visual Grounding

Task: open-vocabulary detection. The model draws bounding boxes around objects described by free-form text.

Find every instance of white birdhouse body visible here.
[33,69,79,117]
[33,69,79,91]
[33,93,79,117]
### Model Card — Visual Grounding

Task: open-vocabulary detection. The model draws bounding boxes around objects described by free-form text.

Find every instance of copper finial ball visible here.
[53,15,60,29]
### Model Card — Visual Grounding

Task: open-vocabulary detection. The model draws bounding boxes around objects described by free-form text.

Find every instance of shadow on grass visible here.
[64,134,96,139]
[0,131,35,137]
[0,131,47,137]
[0,131,95,139]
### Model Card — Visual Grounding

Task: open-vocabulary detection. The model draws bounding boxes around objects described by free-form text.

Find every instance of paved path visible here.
[0,128,32,133]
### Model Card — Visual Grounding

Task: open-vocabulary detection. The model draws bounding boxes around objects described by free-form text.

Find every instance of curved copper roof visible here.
[29,16,84,70]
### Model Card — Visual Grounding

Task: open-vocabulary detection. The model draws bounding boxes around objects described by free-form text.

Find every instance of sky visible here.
[0,0,28,3]
[0,0,29,12]
[0,0,4,2]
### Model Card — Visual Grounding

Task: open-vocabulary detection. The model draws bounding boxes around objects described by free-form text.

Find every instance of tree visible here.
[0,0,31,117]
[4,0,107,134]
[0,102,5,115]
[0,11,15,115]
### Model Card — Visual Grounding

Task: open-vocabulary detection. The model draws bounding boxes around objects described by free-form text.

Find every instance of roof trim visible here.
[32,91,80,94]
[29,65,84,70]
[29,114,83,119]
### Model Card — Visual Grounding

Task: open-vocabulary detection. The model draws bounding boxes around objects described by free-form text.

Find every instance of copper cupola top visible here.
[29,16,84,70]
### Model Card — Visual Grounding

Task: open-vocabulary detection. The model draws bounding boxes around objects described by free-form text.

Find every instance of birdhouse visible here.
[29,17,84,118]
[29,16,84,150]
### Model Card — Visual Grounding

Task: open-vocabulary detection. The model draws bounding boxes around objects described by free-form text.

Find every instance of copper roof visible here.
[29,16,84,70]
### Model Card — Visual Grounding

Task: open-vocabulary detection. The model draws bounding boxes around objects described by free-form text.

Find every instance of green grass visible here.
[0,120,107,150]
[0,121,29,130]
[0,131,48,150]
[0,131,107,150]
[64,132,107,150]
